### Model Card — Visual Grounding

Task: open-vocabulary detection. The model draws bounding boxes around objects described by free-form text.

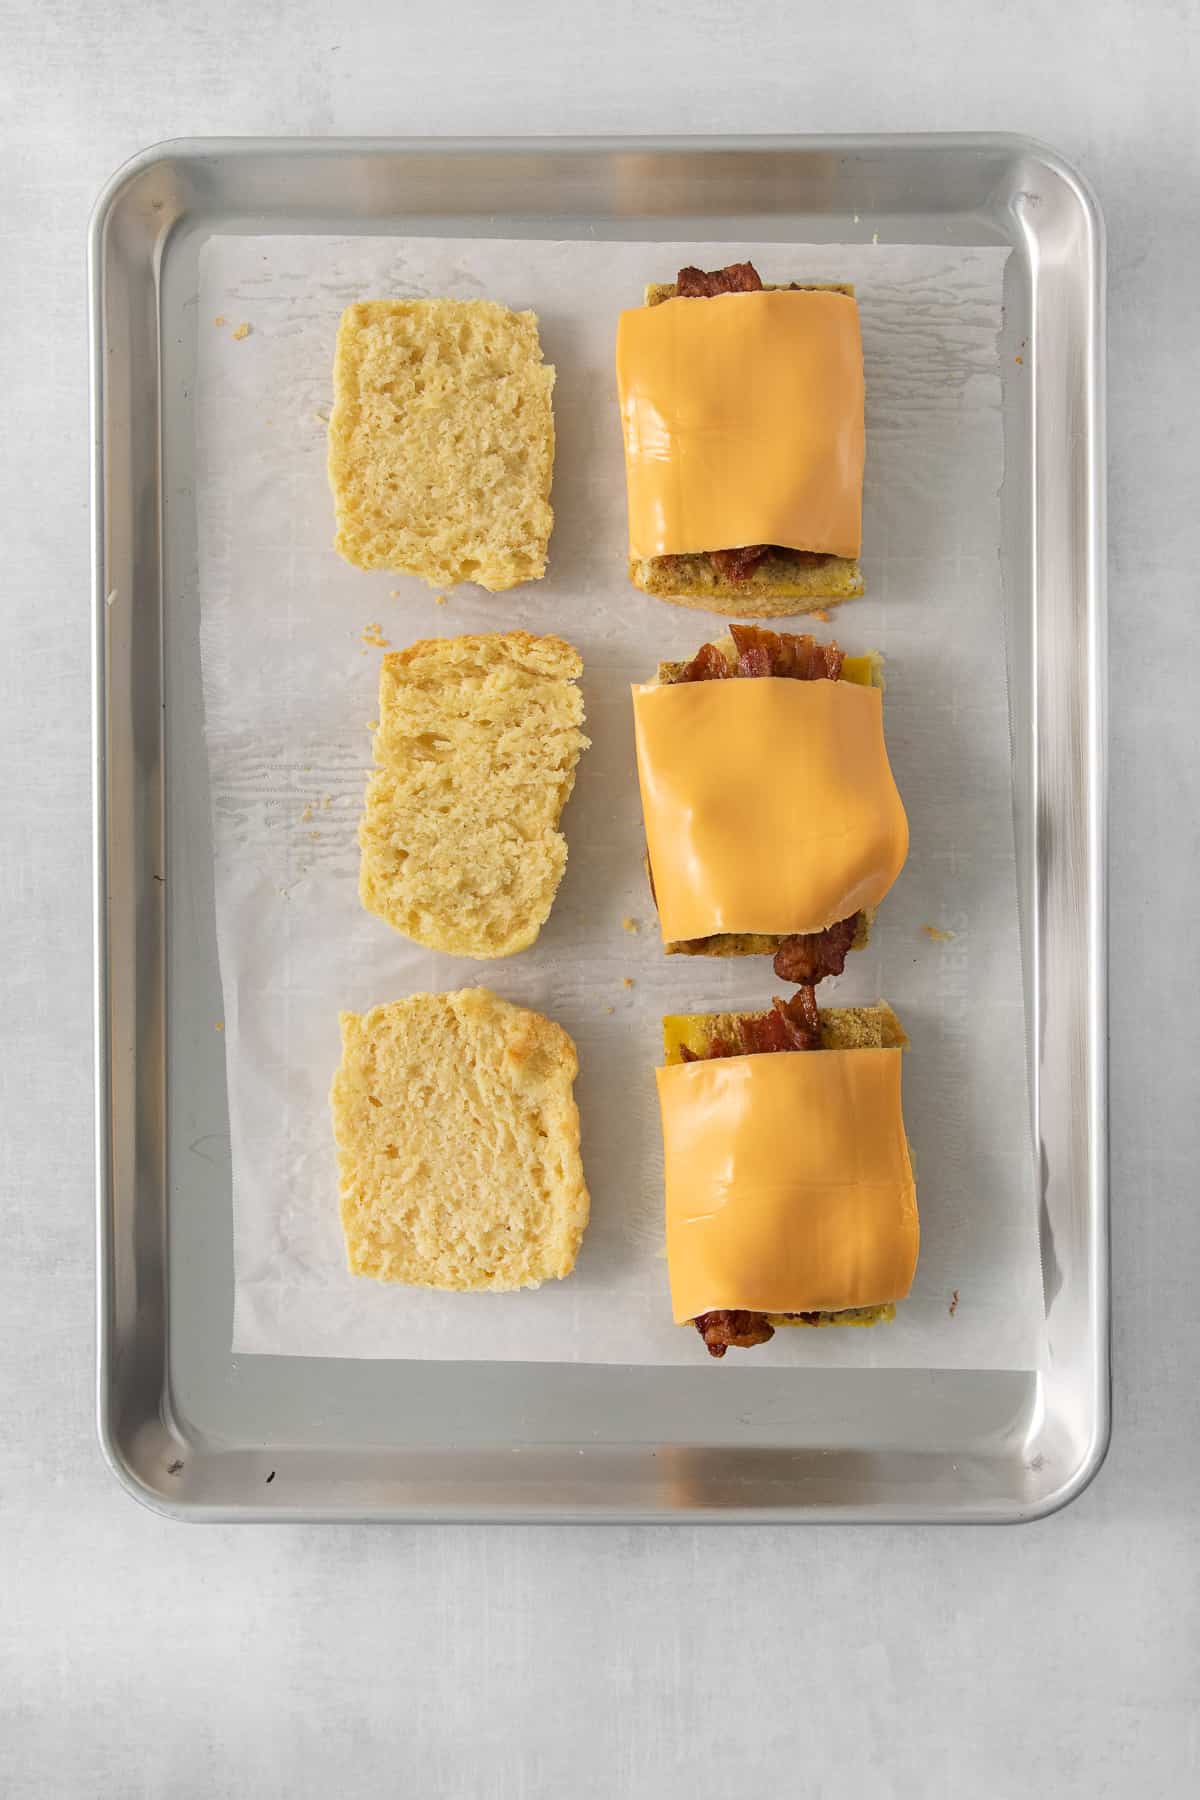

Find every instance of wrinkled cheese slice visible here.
[656,1049,918,1321]
[631,677,908,942]
[616,289,865,561]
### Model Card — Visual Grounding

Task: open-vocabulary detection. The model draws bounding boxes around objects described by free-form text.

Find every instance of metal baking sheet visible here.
[91,135,1107,1522]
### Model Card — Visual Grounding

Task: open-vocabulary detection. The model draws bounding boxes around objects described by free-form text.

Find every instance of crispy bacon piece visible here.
[728,623,845,681]
[676,624,845,685]
[710,544,772,584]
[772,914,860,986]
[772,986,823,1048]
[676,260,765,297]
[737,1006,793,1055]
[677,987,821,1067]
[677,640,734,683]
[693,1310,776,1357]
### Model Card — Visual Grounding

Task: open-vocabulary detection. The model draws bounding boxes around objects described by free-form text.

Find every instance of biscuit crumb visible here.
[214,1021,224,1032]
[301,804,313,823]
[621,916,639,934]
[622,977,635,989]
[389,589,402,599]
[213,315,227,327]
[922,924,956,942]
[949,1289,960,1317]
[232,322,252,341]
[812,608,830,623]
[361,622,391,649]
[1015,355,1024,365]
[321,795,333,810]
[435,594,448,606]
[605,1005,616,1015]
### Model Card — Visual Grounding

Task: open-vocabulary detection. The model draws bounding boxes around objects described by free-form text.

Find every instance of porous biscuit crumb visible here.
[358,632,588,958]
[328,298,555,590]
[331,988,589,1290]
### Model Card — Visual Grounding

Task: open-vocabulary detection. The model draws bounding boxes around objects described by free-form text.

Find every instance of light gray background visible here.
[2,1,1196,1794]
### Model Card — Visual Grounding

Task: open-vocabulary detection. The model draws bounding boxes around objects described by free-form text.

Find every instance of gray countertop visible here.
[2,1,1197,1793]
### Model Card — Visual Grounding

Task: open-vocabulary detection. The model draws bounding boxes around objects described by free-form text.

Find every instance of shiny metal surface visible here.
[91,135,1106,1521]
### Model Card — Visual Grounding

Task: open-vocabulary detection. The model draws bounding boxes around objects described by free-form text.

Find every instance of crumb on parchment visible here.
[301,804,313,823]
[923,924,956,943]
[321,795,333,810]
[605,1005,616,1015]
[361,622,391,649]
[621,916,639,934]
[622,977,635,989]
[213,315,227,327]
[214,1021,224,1032]
[232,322,252,341]
[435,594,448,606]
[812,608,830,623]
[949,1289,960,1317]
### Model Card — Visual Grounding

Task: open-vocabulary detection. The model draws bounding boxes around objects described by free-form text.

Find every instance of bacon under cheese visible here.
[656,1048,918,1322]
[616,288,865,563]
[631,677,908,944]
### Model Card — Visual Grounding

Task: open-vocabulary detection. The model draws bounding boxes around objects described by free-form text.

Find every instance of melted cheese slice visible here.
[631,678,908,941]
[616,289,865,561]
[657,1050,918,1320]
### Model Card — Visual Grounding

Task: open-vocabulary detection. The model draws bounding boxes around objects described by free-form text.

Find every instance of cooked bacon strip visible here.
[692,1310,775,1357]
[677,640,734,683]
[678,990,821,1070]
[773,914,859,985]
[710,545,772,584]
[676,261,765,297]
[729,622,845,681]
[676,624,845,685]
[681,987,823,1357]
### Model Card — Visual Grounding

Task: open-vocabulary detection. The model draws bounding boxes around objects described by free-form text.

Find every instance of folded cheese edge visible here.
[631,677,909,945]
[656,1026,918,1324]
[653,640,881,960]
[616,287,865,568]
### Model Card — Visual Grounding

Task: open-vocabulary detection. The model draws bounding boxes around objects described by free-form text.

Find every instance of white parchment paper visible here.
[196,234,1043,1368]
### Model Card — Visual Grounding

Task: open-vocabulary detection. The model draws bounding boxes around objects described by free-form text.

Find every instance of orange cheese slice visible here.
[656,1050,918,1321]
[616,289,865,562]
[631,677,908,942]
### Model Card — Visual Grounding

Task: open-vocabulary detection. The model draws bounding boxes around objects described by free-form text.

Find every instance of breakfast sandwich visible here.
[631,623,908,978]
[615,261,865,614]
[329,297,555,590]
[359,632,589,959]
[657,991,918,1357]
[331,988,590,1291]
